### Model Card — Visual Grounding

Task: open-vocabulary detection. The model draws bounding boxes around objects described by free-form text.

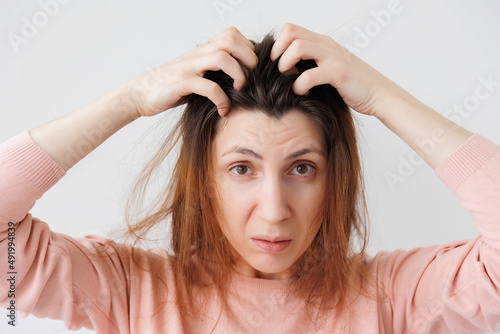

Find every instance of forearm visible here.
[29,84,140,172]
[374,87,474,170]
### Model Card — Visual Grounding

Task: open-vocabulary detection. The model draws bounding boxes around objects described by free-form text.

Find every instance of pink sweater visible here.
[1,130,500,334]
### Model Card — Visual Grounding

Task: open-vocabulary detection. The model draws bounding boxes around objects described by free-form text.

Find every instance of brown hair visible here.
[111,31,378,330]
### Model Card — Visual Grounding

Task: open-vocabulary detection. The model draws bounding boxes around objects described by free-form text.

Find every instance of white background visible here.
[1,0,500,333]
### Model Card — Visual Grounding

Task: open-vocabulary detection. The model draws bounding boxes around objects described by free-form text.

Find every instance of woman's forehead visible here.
[214,109,325,157]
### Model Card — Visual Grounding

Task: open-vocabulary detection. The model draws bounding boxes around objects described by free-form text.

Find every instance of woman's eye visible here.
[291,163,316,177]
[230,165,252,176]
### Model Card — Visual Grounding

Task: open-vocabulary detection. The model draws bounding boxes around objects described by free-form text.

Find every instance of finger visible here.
[202,27,258,69]
[270,23,321,62]
[173,30,256,70]
[227,26,256,53]
[207,28,258,70]
[177,76,231,116]
[229,41,259,71]
[192,50,248,90]
[216,26,256,52]
[277,39,322,73]
[292,67,331,95]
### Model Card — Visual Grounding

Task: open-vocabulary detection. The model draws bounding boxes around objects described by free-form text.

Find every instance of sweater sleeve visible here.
[0,131,132,333]
[372,133,500,334]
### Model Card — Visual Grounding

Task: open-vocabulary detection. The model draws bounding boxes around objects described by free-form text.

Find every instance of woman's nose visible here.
[256,176,291,224]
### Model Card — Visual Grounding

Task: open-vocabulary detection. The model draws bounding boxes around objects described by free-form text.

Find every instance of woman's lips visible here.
[251,238,292,253]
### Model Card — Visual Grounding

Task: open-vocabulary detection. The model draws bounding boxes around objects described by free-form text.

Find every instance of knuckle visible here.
[282,22,297,34]
[301,71,314,85]
[292,39,306,51]
[226,26,239,35]
[222,26,240,42]
[224,33,238,48]
[212,34,238,53]
[213,50,230,63]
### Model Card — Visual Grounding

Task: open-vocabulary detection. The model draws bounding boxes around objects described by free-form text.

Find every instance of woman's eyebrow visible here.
[221,145,325,161]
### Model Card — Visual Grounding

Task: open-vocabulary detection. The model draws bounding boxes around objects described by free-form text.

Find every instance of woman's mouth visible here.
[251,238,292,253]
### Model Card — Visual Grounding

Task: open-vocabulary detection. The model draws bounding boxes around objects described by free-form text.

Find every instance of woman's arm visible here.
[30,26,258,172]
[371,86,473,170]
[270,23,473,169]
[29,85,139,172]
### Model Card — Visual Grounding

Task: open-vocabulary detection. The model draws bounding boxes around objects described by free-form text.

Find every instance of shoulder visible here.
[86,235,176,281]
[363,238,479,278]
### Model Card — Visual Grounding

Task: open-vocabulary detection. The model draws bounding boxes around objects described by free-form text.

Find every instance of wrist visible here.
[104,83,143,124]
[371,81,419,121]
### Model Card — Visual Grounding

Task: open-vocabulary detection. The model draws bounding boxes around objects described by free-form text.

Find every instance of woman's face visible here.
[212,109,327,279]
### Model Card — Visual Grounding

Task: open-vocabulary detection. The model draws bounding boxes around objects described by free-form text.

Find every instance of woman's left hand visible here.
[270,23,404,117]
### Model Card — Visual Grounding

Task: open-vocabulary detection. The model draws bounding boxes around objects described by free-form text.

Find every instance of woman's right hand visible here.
[126,26,258,118]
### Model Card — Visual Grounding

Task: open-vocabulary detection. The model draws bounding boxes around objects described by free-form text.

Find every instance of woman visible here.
[1,23,499,333]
